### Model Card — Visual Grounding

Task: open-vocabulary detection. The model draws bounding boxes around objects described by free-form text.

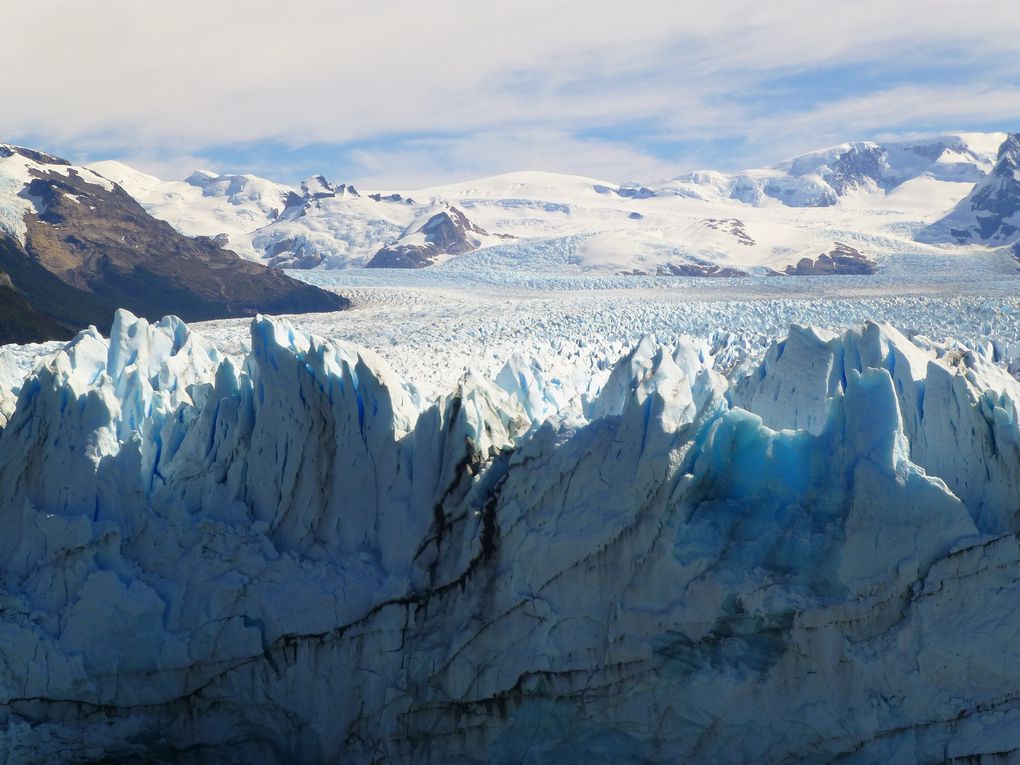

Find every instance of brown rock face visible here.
[783,243,876,275]
[366,244,439,269]
[0,161,348,343]
[366,207,488,268]
[656,262,749,277]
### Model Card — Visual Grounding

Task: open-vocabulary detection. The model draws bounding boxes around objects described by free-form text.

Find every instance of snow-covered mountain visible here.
[0,145,345,344]
[918,132,1020,247]
[663,133,1004,205]
[366,203,508,268]
[87,161,295,252]
[92,160,424,267]
[91,132,1018,277]
[2,309,1020,762]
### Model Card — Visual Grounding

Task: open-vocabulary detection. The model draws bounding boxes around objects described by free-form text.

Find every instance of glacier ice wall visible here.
[1,311,1020,763]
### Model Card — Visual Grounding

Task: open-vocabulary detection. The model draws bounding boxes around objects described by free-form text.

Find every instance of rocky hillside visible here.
[0,267,69,344]
[366,205,495,268]
[0,144,347,344]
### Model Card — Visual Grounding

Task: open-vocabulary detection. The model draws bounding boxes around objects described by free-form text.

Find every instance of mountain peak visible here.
[998,132,1020,162]
[366,205,491,268]
[299,175,359,200]
[185,169,220,185]
[0,144,348,342]
[918,133,1020,245]
[0,144,71,166]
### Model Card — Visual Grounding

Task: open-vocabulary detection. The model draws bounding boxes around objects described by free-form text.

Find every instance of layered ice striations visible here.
[1,311,1020,763]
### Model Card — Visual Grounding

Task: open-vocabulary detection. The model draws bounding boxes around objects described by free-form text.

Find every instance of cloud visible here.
[343,130,682,189]
[2,0,1017,182]
[735,85,1020,163]
[92,152,222,184]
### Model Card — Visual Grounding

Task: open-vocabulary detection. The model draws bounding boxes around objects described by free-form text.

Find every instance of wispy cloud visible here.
[2,0,1017,184]
[345,130,681,190]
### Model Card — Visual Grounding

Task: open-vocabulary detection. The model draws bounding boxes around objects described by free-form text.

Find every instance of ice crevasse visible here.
[1,310,1020,763]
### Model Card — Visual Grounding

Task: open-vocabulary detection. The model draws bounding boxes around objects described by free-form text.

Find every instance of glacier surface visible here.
[1,305,1020,762]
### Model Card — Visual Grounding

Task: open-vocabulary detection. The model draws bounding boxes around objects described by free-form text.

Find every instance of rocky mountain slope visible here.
[663,133,1004,205]
[0,145,347,344]
[0,268,68,344]
[366,204,503,268]
[919,133,1020,245]
[92,160,424,268]
[94,132,1019,278]
[0,311,1019,762]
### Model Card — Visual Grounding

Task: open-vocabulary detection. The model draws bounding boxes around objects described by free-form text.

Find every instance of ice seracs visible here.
[734,320,1020,534]
[2,311,1020,762]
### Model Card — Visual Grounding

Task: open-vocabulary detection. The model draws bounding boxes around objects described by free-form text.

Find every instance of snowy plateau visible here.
[1,132,1020,764]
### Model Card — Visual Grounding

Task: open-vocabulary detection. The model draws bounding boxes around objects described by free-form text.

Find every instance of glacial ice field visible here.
[1,268,1020,763]
[276,265,1020,399]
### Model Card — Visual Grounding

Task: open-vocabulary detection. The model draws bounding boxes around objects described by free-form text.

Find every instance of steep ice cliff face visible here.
[733,322,1020,534]
[1,313,1020,763]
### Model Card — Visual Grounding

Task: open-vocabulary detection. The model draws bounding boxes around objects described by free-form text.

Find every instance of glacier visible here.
[2,310,1020,763]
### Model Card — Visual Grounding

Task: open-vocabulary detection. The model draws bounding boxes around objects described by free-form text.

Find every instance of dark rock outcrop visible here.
[299,175,358,200]
[0,145,70,166]
[0,154,347,342]
[783,242,877,275]
[593,184,657,199]
[366,207,488,268]
[368,192,416,205]
[820,144,887,195]
[700,217,756,246]
[657,262,748,277]
[365,244,433,269]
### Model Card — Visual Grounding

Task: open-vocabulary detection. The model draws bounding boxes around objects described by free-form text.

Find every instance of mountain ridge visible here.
[919,132,1020,245]
[83,132,1019,277]
[0,145,348,344]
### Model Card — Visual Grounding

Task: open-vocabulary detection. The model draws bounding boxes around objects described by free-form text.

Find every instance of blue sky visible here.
[2,0,1018,188]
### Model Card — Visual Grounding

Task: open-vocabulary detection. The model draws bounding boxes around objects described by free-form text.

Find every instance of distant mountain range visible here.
[2,133,1018,344]
[90,132,1020,278]
[0,145,347,345]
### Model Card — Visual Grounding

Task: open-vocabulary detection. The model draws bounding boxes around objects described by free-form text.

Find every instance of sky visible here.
[2,0,1018,189]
